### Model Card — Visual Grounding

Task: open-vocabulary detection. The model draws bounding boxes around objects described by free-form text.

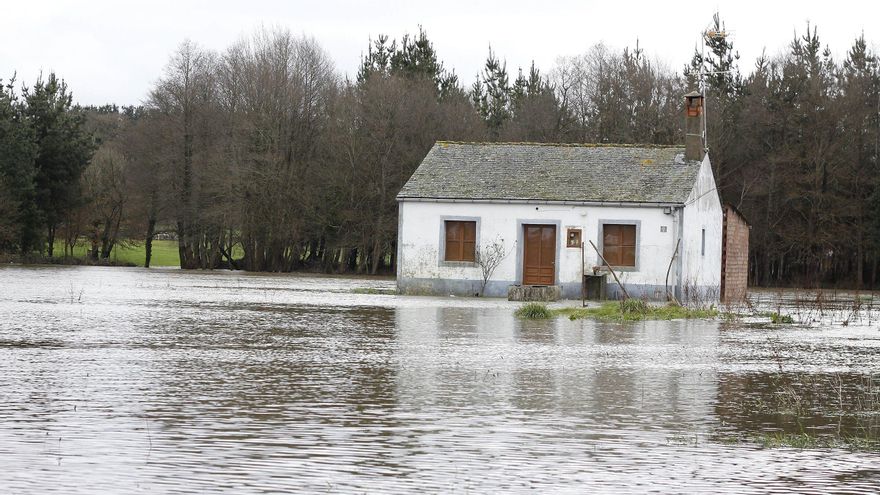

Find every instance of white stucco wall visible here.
[397,200,690,299]
[680,155,723,302]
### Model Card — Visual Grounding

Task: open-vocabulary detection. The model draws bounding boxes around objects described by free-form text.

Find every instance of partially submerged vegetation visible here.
[752,432,879,451]
[738,288,879,326]
[722,371,880,452]
[766,311,795,324]
[559,301,719,321]
[514,290,880,325]
[516,300,719,321]
[514,302,553,319]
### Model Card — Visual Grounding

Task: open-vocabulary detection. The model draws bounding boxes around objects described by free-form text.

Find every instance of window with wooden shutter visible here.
[602,224,636,267]
[444,220,476,262]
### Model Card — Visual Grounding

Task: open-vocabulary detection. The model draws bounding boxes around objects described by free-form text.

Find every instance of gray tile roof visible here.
[397,142,701,204]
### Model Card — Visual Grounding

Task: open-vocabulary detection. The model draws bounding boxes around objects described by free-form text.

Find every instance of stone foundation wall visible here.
[399,277,684,301]
[507,285,562,302]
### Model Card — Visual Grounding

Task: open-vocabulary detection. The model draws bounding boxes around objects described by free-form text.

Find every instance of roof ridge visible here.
[435,141,683,149]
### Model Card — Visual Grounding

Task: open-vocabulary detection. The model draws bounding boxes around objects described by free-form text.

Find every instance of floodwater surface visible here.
[1,265,879,493]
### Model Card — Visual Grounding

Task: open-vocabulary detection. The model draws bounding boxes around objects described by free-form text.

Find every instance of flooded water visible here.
[1,265,879,493]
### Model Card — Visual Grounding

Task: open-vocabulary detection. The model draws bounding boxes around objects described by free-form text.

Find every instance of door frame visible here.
[516,219,561,286]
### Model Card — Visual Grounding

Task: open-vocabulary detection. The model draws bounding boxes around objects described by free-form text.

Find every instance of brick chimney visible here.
[684,91,705,162]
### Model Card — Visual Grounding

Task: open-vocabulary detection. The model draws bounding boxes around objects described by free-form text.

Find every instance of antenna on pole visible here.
[695,15,736,155]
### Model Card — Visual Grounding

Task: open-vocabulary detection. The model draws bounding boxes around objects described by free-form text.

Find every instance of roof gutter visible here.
[396,197,685,208]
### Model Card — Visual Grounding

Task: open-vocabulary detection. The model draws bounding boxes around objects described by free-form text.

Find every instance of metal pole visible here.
[581,241,586,307]
[665,238,681,305]
[588,240,630,300]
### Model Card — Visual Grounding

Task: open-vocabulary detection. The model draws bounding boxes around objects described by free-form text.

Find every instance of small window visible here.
[602,224,636,267]
[444,220,476,262]
[701,228,706,256]
[566,228,582,248]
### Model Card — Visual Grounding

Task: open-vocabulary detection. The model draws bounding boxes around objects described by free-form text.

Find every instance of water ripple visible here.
[0,265,878,493]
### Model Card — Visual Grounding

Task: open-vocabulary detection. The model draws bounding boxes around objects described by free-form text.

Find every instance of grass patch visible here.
[350,287,397,295]
[49,240,248,267]
[555,301,719,322]
[52,240,182,267]
[620,298,649,314]
[515,302,552,319]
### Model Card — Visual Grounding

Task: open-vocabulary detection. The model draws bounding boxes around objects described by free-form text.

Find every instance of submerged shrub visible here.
[515,302,551,319]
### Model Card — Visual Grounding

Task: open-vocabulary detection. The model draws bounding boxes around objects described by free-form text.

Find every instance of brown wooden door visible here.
[523,224,556,285]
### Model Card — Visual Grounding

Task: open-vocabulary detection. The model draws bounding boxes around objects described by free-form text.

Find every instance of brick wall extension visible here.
[721,205,749,302]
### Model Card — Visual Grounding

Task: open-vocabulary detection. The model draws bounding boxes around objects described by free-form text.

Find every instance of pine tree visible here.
[438,70,463,101]
[774,24,840,283]
[390,26,443,82]
[357,35,395,83]
[358,27,462,101]
[23,73,96,256]
[0,76,39,253]
[511,62,548,114]
[506,61,567,142]
[840,35,880,286]
[471,47,511,138]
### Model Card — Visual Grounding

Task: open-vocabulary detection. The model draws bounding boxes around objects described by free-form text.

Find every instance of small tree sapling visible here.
[476,236,510,296]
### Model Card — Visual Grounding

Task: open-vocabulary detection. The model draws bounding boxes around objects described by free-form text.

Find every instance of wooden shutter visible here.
[602,224,636,267]
[444,221,476,262]
[462,221,476,262]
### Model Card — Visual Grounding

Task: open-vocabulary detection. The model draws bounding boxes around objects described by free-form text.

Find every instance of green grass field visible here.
[54,240,181,267]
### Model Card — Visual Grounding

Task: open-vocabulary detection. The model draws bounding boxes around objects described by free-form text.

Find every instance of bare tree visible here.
[217,28,337,272]
[476,236,510,296]
[551,43,683,145]
[123,113,169,268]
[147,40,224,269]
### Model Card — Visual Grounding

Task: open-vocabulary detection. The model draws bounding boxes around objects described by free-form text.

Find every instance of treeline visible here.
[690,18,880,288]
[127,28,685,274]
[1,15,879,287]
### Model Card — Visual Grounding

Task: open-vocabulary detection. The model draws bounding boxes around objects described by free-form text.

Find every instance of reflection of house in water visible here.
[393,308,722,430]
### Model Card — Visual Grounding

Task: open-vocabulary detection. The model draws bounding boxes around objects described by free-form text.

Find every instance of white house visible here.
[395,93,725,302]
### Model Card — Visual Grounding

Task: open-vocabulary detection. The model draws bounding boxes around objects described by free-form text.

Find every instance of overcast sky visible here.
[3,0,878,106]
